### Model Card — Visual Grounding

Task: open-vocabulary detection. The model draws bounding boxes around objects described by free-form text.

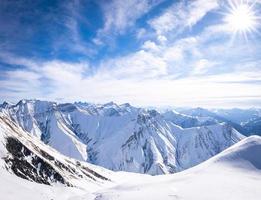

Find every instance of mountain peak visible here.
[1,101,13,108]
[103,101,117,107]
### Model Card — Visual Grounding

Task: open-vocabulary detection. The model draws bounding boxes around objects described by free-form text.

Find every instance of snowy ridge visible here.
[209,135,261,170]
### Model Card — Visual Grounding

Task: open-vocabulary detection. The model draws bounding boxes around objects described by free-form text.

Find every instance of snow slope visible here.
[94,136,261,200]
[1,100,245,175]
[0,170,94,200]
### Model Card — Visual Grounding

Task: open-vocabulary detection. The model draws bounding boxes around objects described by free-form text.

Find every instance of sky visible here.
[0,0,261,108]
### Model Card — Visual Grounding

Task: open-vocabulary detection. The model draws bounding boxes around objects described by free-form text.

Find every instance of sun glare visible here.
[224,1,259,39]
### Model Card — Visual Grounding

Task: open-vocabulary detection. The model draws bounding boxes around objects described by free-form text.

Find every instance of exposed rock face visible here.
[4,137,67,185]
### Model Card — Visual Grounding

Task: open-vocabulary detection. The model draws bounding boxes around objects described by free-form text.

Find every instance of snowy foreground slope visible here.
[1,100,244,175]
[0,117,260,200]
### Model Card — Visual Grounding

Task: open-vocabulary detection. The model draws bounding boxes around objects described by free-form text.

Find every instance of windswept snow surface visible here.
[1,100,244,175]
[0,170,94,200]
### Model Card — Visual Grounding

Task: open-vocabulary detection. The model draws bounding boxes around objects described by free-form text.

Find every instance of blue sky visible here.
[0,0,261,108]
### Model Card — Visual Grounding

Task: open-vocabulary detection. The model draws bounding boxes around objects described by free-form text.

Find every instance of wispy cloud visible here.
[52,0,96,57]
[148,0,219,37]
[192,59,219,75]
[0,52,260,108]
[94,0,163,44]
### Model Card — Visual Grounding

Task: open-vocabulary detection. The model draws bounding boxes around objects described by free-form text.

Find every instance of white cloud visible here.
[149,0,219,36]
[52,1,95,56]
[97,50,167,80]
[136,28,147,39]
[96,0,163,39]
[192,59,218,75]
[163,37,199,63]
[0,52,38,70]
[1,54,260,108]
[142,40,159,52]
[157,35,167,43]
[186,0,219,27]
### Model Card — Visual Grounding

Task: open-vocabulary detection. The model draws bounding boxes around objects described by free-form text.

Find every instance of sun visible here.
[226,4,256,32]
[224,0,259,39]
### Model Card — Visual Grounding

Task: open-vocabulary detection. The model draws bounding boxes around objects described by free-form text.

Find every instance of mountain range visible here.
[1,99,253,175]
[0,109,260,199]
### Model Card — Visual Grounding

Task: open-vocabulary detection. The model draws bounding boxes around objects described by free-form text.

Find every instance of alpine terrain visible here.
[0,111,260,200]
[1,100,245,175]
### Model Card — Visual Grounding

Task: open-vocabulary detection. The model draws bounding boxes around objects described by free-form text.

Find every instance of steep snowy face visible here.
[174,123,244,170]
[91,110,179,175]
[6,99,57,138]
[0,114,110,187]
[3,100,88,161]
[0,100,245,175]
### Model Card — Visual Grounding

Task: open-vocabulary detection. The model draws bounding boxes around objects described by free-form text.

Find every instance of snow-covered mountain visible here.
[0,113,111,188]
[0,99,245,175]
[1,120,259,200]
[213,108,261,124]
[0,103,260,200]
[176,107,250,134]
[242,117,261,136]
[162,109,218,128]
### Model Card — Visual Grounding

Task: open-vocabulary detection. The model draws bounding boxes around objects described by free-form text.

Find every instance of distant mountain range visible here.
[2,99,258,175]
[168,107,261,135]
